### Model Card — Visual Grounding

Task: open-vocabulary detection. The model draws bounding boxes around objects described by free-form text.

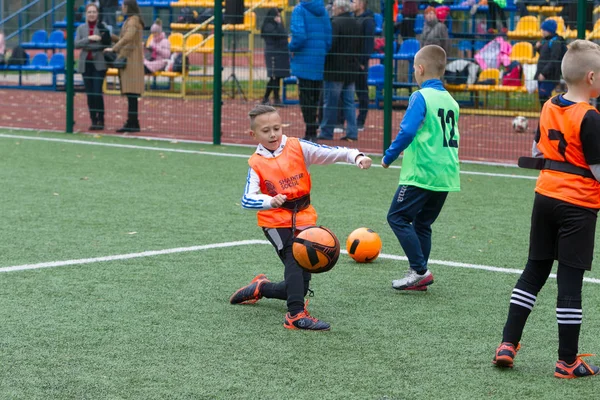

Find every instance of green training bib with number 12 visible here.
[399,87,461,192]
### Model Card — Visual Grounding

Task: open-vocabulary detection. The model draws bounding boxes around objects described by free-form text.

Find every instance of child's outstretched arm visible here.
[241,167,282,210]
[381,92,426,168]
[300,140,371,169]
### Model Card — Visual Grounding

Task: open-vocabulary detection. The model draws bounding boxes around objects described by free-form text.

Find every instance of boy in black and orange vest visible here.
[493,40,600,379]
[230,104,372,331]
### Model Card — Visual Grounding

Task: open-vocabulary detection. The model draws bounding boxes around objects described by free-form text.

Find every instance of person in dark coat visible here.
[535,19,567,108]
[317,0,362,141]
[289,0,332,142]
[261,8,290,106]
[354,0,374,130]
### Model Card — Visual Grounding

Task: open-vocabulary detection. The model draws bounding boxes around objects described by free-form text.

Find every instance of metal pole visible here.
[213,1,223,145]
[577,0,586,39]
[66,0,74,133]
[383,0,394,151]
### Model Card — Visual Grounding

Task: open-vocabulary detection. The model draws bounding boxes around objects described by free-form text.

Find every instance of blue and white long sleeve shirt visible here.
[382,79,446,166]
[242,135,363,210]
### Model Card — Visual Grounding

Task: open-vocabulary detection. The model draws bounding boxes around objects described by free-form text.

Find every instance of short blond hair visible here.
[248,104,278,130]
[561,40,600,85]
[414,45,447,77]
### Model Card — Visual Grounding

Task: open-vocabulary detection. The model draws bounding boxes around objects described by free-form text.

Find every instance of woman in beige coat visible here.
[104,0,144,133]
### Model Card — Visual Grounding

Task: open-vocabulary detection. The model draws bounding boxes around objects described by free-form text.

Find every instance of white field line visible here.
[1,239,599,285]
[0,240,267,273]
[0,133,537,180]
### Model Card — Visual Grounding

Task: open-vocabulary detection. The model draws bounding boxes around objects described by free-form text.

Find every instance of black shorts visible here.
[529,193,598,270]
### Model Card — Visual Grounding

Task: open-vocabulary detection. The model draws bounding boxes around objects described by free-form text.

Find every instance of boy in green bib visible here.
[382,45,460,291]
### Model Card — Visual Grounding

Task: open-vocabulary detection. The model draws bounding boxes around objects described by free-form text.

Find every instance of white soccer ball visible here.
[512,116,528,133]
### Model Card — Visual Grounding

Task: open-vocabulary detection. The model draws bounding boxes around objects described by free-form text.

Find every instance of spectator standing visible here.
[143,19,171,74]
[401,1,419,39]
[535,19,567,108]
[260,8,290,106]
[105,0,145,133]
[289,0,332,142]
[75,3,111,130]
[487,0,508,34]
[99,0,119,31]
[421,6,449,54]
[354,0,375,130]
[317,0,362,141]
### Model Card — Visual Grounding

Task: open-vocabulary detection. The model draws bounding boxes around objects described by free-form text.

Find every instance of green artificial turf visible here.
[0,129,598,399]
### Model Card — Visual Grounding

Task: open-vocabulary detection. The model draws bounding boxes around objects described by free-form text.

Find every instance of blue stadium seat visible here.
[282,76,299,105]
[396,38,420,60]
[49,53,66,70]
[21,30,48,49]
[46,30,66,49]
[414,14,424,35]
[374,13,383,35]
[22,53,49,70]
[367,64,385,109]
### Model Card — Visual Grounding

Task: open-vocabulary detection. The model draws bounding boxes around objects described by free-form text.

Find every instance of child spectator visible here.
[382,45,460,291]
[493,40,600,379]
[143,19,171,74]
[231,104,372,330]
[535,18,567,108]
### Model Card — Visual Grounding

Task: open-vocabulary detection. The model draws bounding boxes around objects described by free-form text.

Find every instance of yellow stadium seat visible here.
[510,42,535,64]
[587,19,600,40]
[145,34,153,48]
[169,33,184,53]
[185,33,204,53]
[507,16,540,39]
[222,11,257,32]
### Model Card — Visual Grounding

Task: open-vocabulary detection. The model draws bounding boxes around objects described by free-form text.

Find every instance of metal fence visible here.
[0,0,596,163]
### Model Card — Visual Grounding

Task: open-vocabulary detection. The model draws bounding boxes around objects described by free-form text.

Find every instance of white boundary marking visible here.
[1,240,599,285]
[0,133,537,180]
[0,240,266,273]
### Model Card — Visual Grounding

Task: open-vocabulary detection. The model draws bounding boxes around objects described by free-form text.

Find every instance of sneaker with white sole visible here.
[333,127,345,134]
[392,269,434,291]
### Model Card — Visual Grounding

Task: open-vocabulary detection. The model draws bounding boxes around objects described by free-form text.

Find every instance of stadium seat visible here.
[223,11,256,32]
[49,53,66,70]
[414,14,424,35]
[396,39,420,60]
[374,13,383,35]
[282,76,299,105]
[185,33,204,53]
[21,53,49,70]
[169,33,184,53]
[21,30,48,49]
[46,30,66,49]
[510,42,535,64]
[507,16,539,39]
[587,19,600,40]
[367,64,384,109]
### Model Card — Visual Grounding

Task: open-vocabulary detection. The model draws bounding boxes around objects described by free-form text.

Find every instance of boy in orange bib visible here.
[493,40,600,379]
[230,104,372,330]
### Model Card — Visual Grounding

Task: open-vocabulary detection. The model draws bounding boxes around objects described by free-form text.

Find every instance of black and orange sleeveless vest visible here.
[536,99,600,209]
[248,137,318,228]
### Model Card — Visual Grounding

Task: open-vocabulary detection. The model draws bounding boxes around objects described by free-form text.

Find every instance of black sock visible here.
[502,259,552,345]
[556,264,584,365]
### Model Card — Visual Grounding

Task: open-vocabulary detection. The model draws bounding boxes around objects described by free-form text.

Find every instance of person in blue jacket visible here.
[289,0,332,142]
